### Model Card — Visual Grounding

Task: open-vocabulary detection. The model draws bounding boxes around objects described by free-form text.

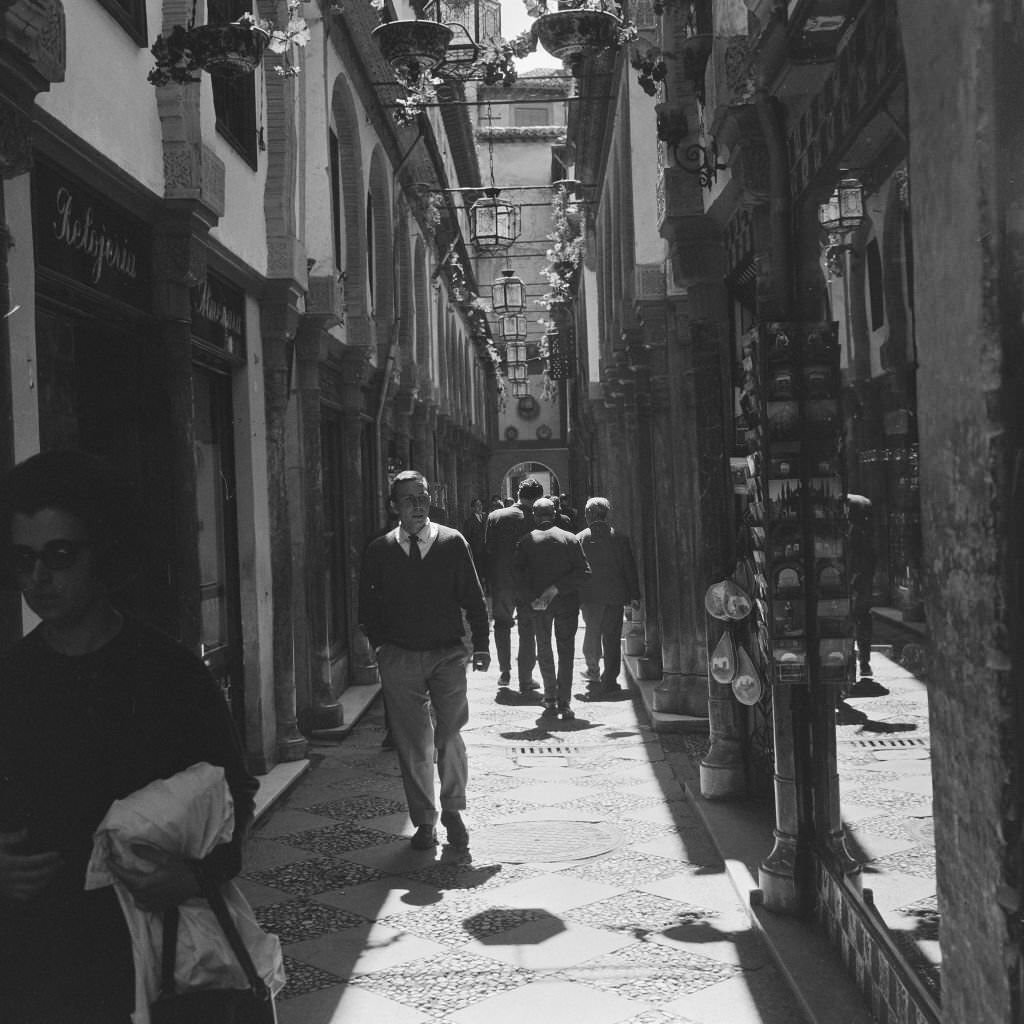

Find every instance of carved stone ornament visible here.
[0,97,33,179]
[1,0,67,85]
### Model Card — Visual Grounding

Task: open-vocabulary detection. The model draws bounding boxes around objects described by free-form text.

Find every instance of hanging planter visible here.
[147,5,308,86]
[534,6,622,71]
[373,19,454,79]
[191,17,270,77]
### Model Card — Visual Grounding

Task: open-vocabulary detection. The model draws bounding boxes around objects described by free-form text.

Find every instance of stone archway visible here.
[500,459,561,501]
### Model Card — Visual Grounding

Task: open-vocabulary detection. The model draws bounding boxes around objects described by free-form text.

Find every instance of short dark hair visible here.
[0,449,141,589]
[517,478,544,502]
[389,469,429,504]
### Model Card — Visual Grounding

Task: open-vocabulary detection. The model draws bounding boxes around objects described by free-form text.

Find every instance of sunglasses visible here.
[11,539,89,575]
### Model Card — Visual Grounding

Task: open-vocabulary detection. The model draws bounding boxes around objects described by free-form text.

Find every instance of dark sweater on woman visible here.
[359,524,489,652]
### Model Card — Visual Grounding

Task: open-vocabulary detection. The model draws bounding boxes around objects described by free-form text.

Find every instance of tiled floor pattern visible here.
[835,653,938,999]
[239,636,805,1024]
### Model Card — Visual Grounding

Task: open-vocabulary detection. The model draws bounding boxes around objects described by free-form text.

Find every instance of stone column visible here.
[262,284,310,758]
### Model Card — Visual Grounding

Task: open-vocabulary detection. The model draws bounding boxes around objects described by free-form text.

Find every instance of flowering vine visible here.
[538,183,584,311]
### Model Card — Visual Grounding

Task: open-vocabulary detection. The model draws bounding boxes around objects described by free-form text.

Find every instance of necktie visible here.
[409,533,421,562]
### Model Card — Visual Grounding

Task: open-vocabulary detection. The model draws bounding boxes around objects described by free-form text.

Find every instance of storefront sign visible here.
[190,272,246,357]
[31,161,151,311]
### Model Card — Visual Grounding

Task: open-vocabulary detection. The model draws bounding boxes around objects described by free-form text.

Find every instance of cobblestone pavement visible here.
[834,650,936,1001]
[239,631,809,1024]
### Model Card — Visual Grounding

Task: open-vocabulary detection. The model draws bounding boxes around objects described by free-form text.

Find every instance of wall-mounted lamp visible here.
[818,177,865,278]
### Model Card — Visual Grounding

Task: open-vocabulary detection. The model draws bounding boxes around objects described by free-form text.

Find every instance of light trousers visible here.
[377,643,470,826]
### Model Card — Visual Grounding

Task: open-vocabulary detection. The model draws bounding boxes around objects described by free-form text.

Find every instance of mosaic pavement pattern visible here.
[835,655,939,1001]
[240,642,805,1024]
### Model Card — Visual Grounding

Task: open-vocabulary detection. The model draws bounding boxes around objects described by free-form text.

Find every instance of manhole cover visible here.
[473,819,622,862]
[840,736,930,749]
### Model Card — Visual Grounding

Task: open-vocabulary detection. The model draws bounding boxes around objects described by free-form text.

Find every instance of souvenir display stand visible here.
[739,321,854,694]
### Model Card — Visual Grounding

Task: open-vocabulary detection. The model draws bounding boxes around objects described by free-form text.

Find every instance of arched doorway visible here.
[502,460,560,500]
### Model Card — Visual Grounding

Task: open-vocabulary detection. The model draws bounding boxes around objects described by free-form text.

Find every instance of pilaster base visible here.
[700,737,746,799]
[277,732,310,763]
[653,672,709,717]
[759,829,810,916]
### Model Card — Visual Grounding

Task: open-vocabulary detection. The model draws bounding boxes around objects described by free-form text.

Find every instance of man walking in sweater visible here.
[513,498,591,720]
[576,496,641,699]
[359,471,490,851]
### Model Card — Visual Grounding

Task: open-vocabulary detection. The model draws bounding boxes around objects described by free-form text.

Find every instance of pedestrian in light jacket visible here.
[576,496,641,699]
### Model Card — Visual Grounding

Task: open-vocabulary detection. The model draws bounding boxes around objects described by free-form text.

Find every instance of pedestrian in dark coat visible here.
[513,498,591,719]
[843,493,888,698]
[461,497,488,585]
[0,450,257,1023]
[576,496,641,698]
[359,471,490,852]
[484,478,544,698]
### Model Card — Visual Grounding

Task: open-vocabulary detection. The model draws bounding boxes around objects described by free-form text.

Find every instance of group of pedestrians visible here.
[358,470,642,857]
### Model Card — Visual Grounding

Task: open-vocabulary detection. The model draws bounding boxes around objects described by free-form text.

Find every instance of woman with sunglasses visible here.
[0,449,257,1023]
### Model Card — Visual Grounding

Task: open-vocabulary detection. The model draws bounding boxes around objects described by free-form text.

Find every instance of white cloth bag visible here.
[85,762,285,1024]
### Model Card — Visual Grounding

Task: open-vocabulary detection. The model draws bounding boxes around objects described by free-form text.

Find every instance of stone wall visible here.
[898,1,1020,1019]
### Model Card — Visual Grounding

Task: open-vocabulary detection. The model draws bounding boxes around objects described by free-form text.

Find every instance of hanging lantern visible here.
[817,178,865,233]
[507,361,528,382]
[469,188,519,255]
[506,339,527,366]
[509,379,530,397]
[491,269,526,315]
[498,313,528,344]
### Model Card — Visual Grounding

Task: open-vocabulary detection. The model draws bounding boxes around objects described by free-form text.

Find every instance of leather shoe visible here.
[518,678,541,693]
[846,678,890,698]
[441,810,469,848]
[410,824,437,850]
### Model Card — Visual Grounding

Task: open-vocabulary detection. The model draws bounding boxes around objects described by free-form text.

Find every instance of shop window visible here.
[97,0,148,46]
[209,0,259,168]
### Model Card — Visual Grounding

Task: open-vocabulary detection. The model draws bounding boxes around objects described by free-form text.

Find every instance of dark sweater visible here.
[0,616,257,1015]
[359,524,489,652]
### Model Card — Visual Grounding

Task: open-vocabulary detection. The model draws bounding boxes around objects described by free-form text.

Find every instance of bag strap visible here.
[199,871,270,1000]
[159,869,271,1002]
[160,906,181,999]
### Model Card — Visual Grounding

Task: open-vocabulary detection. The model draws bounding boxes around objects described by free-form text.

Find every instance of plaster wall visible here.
[35,0,166,196]
[898,1,1015,1020]
[629,85,663,266]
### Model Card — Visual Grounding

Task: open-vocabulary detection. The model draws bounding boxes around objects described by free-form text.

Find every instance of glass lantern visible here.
[469,188,520,255]
[818,178,865,233]
[506,339,527,365]
[498,314,528,343]
[491,269,526,315]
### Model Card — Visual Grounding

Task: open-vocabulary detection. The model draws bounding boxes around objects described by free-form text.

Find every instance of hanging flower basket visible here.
[191,18,271,77]
[373,20,454,78]
[534,8,621,67]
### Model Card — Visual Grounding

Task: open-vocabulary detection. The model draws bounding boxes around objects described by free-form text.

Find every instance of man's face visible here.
[391,479,430,535]
[471,499,483,515]
[11,507,106,629]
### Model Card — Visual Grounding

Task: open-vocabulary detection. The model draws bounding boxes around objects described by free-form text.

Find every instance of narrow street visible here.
[239,634,809,1024]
